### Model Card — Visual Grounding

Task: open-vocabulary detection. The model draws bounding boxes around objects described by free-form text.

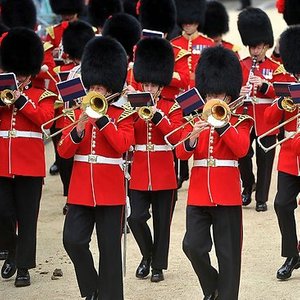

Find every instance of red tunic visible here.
[57,103,135,206]
[236,56,294,136]
[129,98,183,191]
[0,87,56,177]
[176,115,253,206]
[171,32,214,88]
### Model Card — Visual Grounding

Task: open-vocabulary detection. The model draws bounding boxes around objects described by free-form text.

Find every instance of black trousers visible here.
[63,204,124,300]
[128,189,175,270]
[238,130,276,203]
[183,205,242,300]
[50,122,61,166]
[58,157,74,196]
[0,176,43,269]
[274,171,300,258]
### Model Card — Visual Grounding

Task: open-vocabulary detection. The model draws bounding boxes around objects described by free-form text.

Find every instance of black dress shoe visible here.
[62,203,69,215]
[0,250,8,260]
[256,202,267,212]
[49,163,59,175]
[150,269,164,282]
[277,256,300,280]
[85,290,98,300]
[15,268,31,287]
[242,193,251,206]
[1,259,17,279]
[203,290,218,300]
[136,257,151,279]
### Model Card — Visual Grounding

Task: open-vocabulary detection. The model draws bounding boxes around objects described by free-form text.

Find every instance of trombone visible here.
[164,98,232,149]
[41,90,121,139]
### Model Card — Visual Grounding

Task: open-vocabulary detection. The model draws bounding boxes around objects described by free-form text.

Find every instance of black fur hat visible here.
[123,0,139,19]
[195,46,242,101]
[1,0,37,30]
[133,37,174,86]
[81,36,127,93]
[88,0,123,28]
[175,0,206,30]
[1,27,44,76]
[202,0,229,38]
[102,13,141,61]
[283,0,300,25]
[62,20,95,60]
[139,0,176,35]
[279,25,300,74]
[49,0,84,15]
[237,7,274,48]
[0,23,9,36]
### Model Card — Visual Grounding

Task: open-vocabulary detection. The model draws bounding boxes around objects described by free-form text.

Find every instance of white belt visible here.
[193,159,238,167]
[253,98,273,104]
[135,144,172,152]
[74,154,124,165]
[284,130,296,139]
[0,130,43,139]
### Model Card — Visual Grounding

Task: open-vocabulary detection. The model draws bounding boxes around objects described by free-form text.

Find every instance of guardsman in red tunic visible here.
[177,46,253,300]
[58,36,135,300]
[202,0,241,58]
[128,37,183,283]
[0,28,56,287]
[45,0,84,60]
[264,26,300,281]
[236,8,289,211]
[172,0,214,89]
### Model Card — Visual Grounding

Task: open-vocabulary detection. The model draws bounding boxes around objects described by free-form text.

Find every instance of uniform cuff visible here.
[259,82,269,94]
[215,123,230,136]
[14,95,27,110]
[277,96,284,110]
[184,138,197,151]
[151,111,163,125]
[70,127,84,143]
[95,115,110,129]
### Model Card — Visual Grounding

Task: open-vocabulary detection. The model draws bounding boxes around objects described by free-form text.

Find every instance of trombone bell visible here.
[138,106,154,121]
[81,91,108,118]
[281,97,296,113]
[0,89,16,106]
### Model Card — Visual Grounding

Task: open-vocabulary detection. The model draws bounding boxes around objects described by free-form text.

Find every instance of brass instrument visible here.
[281,97,296,113]
[138,106,154,121]
[0,89,16,106]
[41,90,121,139]
[164,99,231,148]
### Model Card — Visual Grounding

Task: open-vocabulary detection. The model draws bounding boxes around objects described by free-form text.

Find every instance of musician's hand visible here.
[13,90,21,100]
[126,85,136,93]
[189,119,209,146]
[76,112,88,136]
[240,85,252,97]
[250,75,264,90]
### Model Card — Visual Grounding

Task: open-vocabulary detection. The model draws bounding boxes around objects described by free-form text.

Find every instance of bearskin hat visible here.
[88,0,123,29]
[62,20,95,60]
[202,1,229,38]
[123,0,139,19]
[139,0,176,36]
[102,13,141,61]
[81,36,127,93]
[49,0,84,15]
[1,0,37,30]
[237,7,274,48]
[133,37,174,86]
[279,26,300,74]
[175,0,206,30]
[195,46,242,101]
[0,27,43,76]
[0,23,9,37]
[283,0,300,25]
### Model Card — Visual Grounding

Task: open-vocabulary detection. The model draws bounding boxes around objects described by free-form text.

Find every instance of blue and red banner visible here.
[56,77,86,102]
[273,82,291,97]
[0,73,17,91]
[288,83,300,104]
[176,88,205,115]
[127,92,154,108]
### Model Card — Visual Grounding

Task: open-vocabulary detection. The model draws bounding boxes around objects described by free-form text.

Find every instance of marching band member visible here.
[202,0,241,58]
[176,46,253,300]
[264,26,300,280]
[0,27,56,287]
[58,36,135,300]
[128,36,183,283]
[236,8,287,211]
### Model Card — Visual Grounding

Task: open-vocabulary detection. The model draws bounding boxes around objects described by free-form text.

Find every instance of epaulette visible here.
[43,41,53,52]
[172,45,191,62]
[92,26,98,33]
[183,114,197,126]
[232,113,254,128]
[64,109,76,123]
[53,66,61,74]
[46,25,56,40]
[169,101,181,114]
[273,64,287,75]
[39,90,58,102]
[232,44,241,53]
[117,102,136,123]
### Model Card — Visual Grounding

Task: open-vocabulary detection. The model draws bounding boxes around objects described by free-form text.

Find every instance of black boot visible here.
[1,259,17,279]
[242,187,252,206]
[49,163,59,175]
[15,268,31,287]
[277,256,300,280]
[136,257,151,279]
[150,269,164,282]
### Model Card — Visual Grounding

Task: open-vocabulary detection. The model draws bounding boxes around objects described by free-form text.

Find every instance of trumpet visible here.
[138,106,155,121]
[164,99,231,148]
[41,91,121,139]
[281,96,296,112]
[0,89,16,106]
